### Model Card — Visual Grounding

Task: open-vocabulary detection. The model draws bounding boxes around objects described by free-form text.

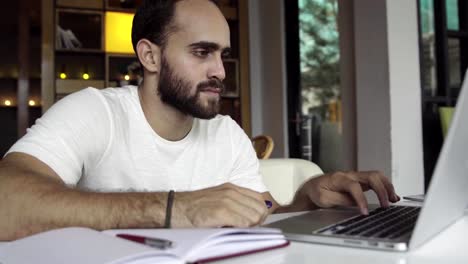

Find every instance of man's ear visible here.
[136,39,161,74]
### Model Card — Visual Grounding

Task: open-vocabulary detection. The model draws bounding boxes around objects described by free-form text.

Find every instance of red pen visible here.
[116,234,173,249]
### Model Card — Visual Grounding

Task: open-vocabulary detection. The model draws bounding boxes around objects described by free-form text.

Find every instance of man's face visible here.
[156,0,231,119]
[158,53,225,119]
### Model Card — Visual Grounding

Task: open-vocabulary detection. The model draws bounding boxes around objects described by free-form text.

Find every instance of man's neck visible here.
[138,81,194,142]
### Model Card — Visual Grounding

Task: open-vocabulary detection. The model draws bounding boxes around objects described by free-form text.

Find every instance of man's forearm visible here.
[0,166,190,240]
[0,152,268,240]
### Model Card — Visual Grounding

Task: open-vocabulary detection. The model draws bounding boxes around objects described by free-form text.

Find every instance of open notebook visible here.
[0,227,289,264]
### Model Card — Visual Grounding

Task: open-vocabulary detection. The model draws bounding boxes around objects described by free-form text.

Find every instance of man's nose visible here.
[207,55,226,81]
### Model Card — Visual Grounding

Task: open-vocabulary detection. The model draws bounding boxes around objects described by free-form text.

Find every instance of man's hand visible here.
[174,183,269,228]
[287,171,400,215]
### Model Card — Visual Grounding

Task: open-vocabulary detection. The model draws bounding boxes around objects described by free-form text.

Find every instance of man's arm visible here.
[0,152,170,240]
[0,153,268,241]
[266,171,400,215]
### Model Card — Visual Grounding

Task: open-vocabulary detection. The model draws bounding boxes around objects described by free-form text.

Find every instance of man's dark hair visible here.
[131,0,180,53]
[131,0,218,53]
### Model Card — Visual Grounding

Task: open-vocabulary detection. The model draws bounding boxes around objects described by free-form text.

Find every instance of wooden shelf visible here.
[56,48,104,54]
[56,0,104,10]
[105,0,141,12]
[56,9,104,51]
[105,7,136,13]
[56,79,105,94]
[0,106,42,108]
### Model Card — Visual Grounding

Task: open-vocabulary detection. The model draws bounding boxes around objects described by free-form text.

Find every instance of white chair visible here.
[259,158,324,205]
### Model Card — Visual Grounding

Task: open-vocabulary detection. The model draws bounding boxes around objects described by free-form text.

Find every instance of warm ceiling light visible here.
[29,100,36,106]
[60,73,67,79]
[82,73,90,80]
[124,74,130,81]
[4,99,11,106]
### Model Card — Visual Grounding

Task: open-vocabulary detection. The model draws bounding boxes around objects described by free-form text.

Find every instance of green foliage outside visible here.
[299,0,340,117]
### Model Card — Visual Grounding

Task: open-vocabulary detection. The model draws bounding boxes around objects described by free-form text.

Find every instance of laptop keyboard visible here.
[316,206,420,239]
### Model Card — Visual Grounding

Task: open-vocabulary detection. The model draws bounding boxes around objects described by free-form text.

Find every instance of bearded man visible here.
[0,0,399,241]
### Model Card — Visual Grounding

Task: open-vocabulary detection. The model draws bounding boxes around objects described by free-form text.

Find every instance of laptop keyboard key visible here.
[317,206,420,239]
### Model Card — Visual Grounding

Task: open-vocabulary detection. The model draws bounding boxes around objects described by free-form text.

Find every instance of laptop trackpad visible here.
[265,207,363,234]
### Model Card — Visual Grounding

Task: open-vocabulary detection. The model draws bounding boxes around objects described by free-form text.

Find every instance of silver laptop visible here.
[266,70,468,251]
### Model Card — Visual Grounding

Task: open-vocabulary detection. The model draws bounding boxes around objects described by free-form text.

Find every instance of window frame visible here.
[418,0,468,188]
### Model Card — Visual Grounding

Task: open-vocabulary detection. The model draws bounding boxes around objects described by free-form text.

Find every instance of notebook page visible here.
[104,227,287,262]
[0,227,178,264]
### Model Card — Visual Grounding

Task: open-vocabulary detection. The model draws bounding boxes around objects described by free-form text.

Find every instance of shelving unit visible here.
[0,0,43,155]
[42,0,140,107]
[42,0,252,135]
[218,0,252,134]
[105,54,140,87]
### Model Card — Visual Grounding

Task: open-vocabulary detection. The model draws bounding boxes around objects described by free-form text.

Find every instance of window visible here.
[286,0,343,172]
[419,0,468,187]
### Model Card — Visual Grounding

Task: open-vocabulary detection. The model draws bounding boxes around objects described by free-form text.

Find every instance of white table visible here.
[217,206,468,264]
[1,203,466,263]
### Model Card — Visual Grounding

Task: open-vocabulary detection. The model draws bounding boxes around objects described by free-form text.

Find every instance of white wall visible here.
[248,0,289,158]
[386,0,425,195]
[353,0,424,196]
[248,0,263,138]
[353,1,392,178]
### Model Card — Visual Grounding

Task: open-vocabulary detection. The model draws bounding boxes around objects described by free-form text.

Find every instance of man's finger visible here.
[331,175,369,214]
[379,175,400,202]
[359,171,400,206]
[221,187,268,219]
[220,196,265,226]
[321,191,356,207]
[210,209,251,228]
[364,172,390,207]
[347,182,369,215]
[223,184,269,212]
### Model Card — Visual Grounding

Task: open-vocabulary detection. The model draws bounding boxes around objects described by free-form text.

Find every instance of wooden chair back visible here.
[251,135,274,159]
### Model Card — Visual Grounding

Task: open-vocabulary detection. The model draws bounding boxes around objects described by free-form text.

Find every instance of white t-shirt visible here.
[7,86,267,193]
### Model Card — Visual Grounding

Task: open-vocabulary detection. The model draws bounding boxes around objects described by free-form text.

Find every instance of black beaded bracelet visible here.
[164,190,175,228]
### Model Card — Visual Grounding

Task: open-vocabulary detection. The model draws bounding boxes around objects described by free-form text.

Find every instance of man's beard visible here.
[157,57,225,119]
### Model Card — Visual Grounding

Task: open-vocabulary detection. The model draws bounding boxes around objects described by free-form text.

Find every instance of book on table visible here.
[0,226,289,264]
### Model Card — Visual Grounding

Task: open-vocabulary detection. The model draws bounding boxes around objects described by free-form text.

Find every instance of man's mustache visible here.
[197,79,225,93]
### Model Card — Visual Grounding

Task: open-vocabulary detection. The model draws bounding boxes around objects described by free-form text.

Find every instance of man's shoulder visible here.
[58,86,135,105]
[98,85,137,99]
[80,85,138,111]
[50,85,138,123]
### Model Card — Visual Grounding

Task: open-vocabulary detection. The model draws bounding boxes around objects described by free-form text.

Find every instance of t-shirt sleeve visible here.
[5,88,111,186]
[227,118,268,193]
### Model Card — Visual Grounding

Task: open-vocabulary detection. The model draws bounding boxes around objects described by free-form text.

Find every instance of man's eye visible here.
[193,49,210,58]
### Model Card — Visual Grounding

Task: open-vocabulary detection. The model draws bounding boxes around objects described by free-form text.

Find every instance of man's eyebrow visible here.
[188,41,231,53]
